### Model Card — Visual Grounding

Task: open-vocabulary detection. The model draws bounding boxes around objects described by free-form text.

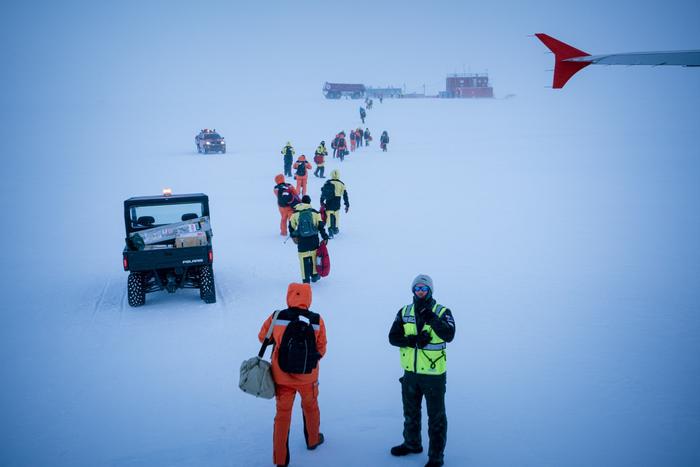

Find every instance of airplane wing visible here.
[535,33,700,89]
[566,51,700,66]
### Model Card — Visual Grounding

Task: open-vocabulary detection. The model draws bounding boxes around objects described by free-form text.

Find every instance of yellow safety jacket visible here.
[400,303,448,375]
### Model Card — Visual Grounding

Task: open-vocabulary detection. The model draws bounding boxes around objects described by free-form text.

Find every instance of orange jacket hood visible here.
[287,283,312,309]
[274,174,285,184]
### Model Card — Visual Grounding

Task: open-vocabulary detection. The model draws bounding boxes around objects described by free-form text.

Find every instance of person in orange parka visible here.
[258,283,327,467]
[274,174,300,236]
[293,155,312,196]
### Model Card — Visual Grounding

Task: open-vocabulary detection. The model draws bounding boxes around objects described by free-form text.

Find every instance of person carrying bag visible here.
[239,310,281,399]
[257,283,327,467]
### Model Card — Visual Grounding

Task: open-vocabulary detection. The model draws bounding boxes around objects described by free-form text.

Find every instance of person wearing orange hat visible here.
[274,174,299,236]
[258,283,327,467]
[292,155,312,195]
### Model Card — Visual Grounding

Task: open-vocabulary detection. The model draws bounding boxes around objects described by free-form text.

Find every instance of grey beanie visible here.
[411,274,433,293]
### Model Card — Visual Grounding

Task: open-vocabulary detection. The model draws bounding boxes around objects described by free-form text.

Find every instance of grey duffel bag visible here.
[239,356,275,399]
[239,310,280,399]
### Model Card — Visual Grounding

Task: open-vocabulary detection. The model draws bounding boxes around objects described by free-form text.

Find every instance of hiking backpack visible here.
[296,209,318,237]
[278,314,321,374]
[296,162,307,176]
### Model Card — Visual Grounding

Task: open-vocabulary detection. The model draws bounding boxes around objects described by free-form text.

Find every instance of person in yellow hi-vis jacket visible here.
[319,169,349,238]
[388,274,456,467]
[289,195,329,284]
[313,141,328,178]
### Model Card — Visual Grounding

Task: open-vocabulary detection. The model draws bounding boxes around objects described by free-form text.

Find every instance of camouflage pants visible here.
[400,371,447,464]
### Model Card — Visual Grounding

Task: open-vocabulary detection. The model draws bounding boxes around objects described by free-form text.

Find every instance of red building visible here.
[445,73,493,98]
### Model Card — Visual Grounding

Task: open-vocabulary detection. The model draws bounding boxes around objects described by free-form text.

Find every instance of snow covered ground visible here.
[4,89,700,466]
[3,3,700,466]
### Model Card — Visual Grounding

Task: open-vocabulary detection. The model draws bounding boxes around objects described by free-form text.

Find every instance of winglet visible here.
[535,33,592,88]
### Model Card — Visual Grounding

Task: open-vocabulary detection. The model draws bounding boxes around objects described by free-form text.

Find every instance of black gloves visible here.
[405,335,417,348]
[419,307,436,324]
[416,330,432,348]
[405,331,431,348]
[344,205,349,213]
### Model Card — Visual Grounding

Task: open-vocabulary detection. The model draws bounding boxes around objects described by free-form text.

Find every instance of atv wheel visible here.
[199,265,216,304]
[127,272,146,307]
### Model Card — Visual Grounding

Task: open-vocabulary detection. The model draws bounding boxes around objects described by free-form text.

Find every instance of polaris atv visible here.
[122,192,216,306]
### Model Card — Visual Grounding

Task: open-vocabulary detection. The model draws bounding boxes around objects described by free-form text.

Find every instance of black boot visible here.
[425,461,444,467]
[390,443,423,456]
[307,433,324,450]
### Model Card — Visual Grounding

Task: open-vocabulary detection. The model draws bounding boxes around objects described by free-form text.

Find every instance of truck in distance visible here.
[195,129,226,154]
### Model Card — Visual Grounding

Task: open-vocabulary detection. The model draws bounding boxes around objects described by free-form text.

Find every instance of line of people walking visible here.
[261,105,448,467]
[330,128,374,161]
[275,140,351,284]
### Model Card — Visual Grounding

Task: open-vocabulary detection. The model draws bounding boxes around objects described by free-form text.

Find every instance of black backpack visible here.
[276,183,295,207]
[296,161,307,176]
[321,181,336,201]
[278,314,320,374]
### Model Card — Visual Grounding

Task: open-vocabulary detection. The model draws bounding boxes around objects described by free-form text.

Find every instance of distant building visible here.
[444,73,494,98]
[365,86,403,98]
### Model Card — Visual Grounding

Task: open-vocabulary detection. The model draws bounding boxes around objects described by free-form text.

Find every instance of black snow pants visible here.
[400,371,447,464]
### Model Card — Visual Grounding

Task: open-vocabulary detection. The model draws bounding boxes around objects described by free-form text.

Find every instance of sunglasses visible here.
[413,285,429,292]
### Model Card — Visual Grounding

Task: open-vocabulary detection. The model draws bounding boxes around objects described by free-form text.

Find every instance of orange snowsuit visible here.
[293,156,312,195]
[274,174,298,236]
[258,283,327,466]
